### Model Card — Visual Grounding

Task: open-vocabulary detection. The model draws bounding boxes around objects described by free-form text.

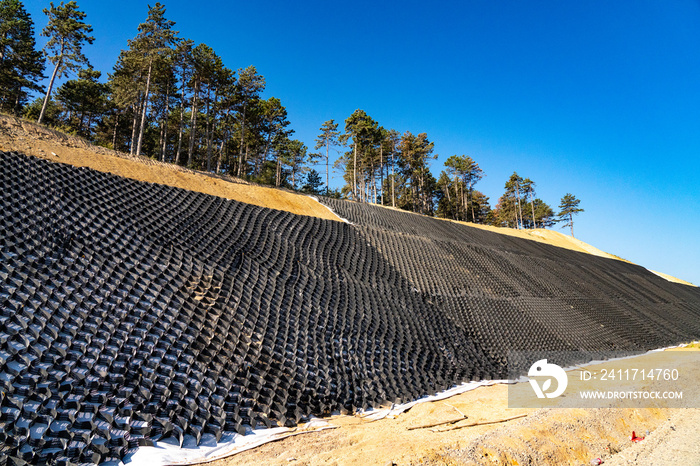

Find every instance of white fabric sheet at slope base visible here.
[125,342,700,465]
[125,417,336,465]
[356,379,508,421]
[125,380,503,465]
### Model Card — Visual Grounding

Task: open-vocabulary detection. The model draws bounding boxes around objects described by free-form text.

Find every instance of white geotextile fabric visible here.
[126,342,699,465]
[125,379,506,465]
[356,379,508,421]
[126,417,336,465]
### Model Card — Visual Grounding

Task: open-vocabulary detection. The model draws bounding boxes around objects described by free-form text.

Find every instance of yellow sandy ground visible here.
[0,114,338,221]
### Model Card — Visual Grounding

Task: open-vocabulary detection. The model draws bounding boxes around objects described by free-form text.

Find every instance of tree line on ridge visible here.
[0,0,584,235]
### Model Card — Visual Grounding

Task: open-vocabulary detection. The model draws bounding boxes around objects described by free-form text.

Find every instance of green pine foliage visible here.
[0,0,45,114]
[38,0,94,124]
[55,66,107,138]
[301,169,324,195]
[0,1,583,223]
[557,193,584,237]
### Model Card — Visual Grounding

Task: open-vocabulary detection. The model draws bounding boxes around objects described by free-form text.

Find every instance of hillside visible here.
[2,149,700,464]
[1,118,699,465]
[3,112,695,288]
[0,114,338,222]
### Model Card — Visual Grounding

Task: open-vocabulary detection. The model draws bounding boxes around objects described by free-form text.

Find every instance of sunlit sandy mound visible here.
[0,113,338,221]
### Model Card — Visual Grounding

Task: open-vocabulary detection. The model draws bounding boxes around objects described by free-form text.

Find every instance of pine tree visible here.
[470,190,492,223]
[503,172,525,229]
[107,49,142,153]
[532,199,556,228]
[0,0,45,114]
[173,39,193,165]
[23,95,60,125]
[522,178,537,228]
[274,136,307,189]
[235,65,265,176]
[257,96,289,177]
[38,1,94,124]
[314,119,339,194]
[340,110,379,201]
[385,129,400,207]
[557,193,583,237]
[301,169,324,194]
[55,66,106,138]
[398,131,436,214]
[444,155,484,222]
[130,2,177,157]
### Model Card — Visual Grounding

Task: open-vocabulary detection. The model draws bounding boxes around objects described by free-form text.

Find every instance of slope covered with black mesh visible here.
[320,197,700,357]
[1,152,699,464]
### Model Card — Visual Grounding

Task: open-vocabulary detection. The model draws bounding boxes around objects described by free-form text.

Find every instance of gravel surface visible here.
[604,409,700,465]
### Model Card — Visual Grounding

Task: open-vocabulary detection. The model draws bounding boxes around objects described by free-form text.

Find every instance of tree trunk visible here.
[570,214,574,237]
[530,193,536,229]
[86,112,94,138]
[161,79,170,162]
[205,85,212,171]
[276,153,281,187]
[325,141,330,195]
[136,60,153,157]
[112,112,119,150]
[379,145,384,205]
[237,105,246,177]
[208,90,219,172]
[353,142,357,200]
[130,99,140,155]
[216,139,225,173]
[78,108,86,134]
[161,117,168,162]
[158,119,164,160]
[175,70,187,165]
[515,180,523,229]
[243,142,249,177]
[391,150,396,208]
[371,159,376,204]
[216,108,230,173]
[470,187,476,223]
[38,57,62,125]
[187,79,199,167]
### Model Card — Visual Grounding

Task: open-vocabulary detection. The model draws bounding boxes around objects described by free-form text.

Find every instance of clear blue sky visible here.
[25,1,700,285]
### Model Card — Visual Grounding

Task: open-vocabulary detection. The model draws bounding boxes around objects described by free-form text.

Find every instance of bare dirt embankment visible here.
[3,114,698,465]
[0,114,338,221]
[205,346,700,466]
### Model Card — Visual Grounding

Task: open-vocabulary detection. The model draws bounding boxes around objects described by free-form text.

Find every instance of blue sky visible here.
[25,1,700,285]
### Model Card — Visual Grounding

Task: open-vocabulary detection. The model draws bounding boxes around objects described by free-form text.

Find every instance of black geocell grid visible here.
[318,197,700,370]
[0,152,699,464]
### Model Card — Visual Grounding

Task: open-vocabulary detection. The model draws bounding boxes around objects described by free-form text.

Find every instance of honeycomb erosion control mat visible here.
[0,152,699,464]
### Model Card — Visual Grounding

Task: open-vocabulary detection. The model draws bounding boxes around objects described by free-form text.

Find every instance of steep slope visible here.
[320,197,700,364]
[0,114,339,221]
[1,112,693,286]
[1,152,699,464]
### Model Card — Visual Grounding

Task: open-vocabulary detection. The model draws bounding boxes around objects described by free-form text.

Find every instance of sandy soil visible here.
[205,347,699,466]
[0,114,339,222]
[604,408,700,465]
